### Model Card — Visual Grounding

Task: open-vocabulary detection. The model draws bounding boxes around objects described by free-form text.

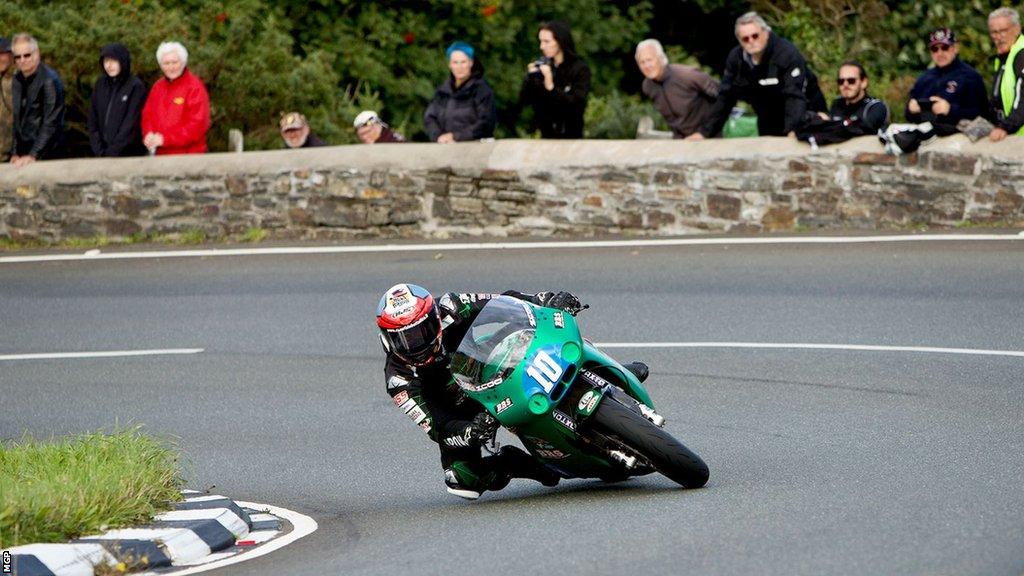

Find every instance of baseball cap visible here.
[353,110,380,129]
[279,112,308,131]
[928,28,956,47]
[0,37,11,53]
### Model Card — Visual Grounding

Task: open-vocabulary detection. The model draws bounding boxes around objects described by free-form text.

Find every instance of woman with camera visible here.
[423,41,496,143]
[520,21,591,139]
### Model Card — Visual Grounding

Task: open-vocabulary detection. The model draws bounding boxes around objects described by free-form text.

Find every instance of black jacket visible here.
[796,95,890,145]
[906,57,989,128]
[702,33,827,137]
[88,43,147,157]
[521,55,591,138]
[12,63,65,159]
[423,69,496,142]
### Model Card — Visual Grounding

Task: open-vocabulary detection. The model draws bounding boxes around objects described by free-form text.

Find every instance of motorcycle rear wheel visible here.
[591,396,709,488]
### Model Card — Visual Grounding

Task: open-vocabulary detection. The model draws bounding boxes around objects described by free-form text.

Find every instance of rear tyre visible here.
[590,396,709,488]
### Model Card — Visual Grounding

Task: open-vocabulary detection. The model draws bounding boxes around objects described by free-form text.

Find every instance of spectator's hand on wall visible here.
[686,133,705,141]
[11,155,35,168]
[989,128,1008,142]
[908,99,921,115]
[930,97,950,116]
[143,132,164,151]
[437,133,456,144]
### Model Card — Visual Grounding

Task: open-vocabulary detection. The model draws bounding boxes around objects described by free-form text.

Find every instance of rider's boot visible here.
[623,361,649,383]
[444,461,511,500]
[494,445,560,487]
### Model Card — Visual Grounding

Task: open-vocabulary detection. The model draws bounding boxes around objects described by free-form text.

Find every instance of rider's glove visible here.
[543,291,584,315]
[467,412,499,446]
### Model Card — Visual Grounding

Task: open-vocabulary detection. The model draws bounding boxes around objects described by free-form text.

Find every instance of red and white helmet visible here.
[376,283,443,366]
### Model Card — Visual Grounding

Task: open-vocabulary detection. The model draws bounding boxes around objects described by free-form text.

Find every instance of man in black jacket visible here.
[10,33,64,166]
[88,43,147,157]
[520,21,591,139]
[797,62,889,146]
[690,12,826,140]
[0,37,14,163]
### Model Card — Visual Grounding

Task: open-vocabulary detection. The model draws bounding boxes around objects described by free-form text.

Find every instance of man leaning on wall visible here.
[987,7,1024,142]
[635,38,719,139]
[0,37,14,163]
[10,33,66,167]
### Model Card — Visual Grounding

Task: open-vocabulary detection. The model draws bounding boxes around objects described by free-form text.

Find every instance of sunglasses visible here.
[929,44,952,53]
[13,52,33,61]
[740,32,760,44]
[837,77,860,86]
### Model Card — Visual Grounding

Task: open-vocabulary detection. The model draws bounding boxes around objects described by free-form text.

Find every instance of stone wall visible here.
[1,135,1022,243]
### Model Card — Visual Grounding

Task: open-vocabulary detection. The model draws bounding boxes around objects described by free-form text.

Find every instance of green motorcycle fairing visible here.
[449,296,657,479]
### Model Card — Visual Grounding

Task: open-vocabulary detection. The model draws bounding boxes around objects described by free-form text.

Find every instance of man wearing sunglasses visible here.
[796,62,889,146]
[987,8,1024,142]
[9,33,65,167]
[905,28,988,137]
[0,38,14,163]
[689,11,826,141]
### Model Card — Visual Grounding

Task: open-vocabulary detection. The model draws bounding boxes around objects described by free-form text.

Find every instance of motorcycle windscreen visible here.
[450,296,536,392]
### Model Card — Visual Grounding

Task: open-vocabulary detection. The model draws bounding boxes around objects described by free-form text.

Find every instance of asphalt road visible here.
[2,239,1023,575]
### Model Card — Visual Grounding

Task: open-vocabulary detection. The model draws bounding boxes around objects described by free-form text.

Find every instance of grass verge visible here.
[0,427,184,548]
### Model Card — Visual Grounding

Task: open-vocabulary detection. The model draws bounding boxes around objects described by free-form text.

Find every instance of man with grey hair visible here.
[689,11,826,140]
[141,41,210,154]
[987,7,1024,141]
[9,33,65,166]
[636,39,719,138]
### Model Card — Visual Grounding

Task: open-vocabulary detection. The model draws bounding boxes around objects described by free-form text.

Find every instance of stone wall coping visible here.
[1,134,1020,186]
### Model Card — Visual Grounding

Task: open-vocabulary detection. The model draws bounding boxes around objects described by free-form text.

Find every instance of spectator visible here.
[796,61,889,146]
[987,8,1024,142]
[635,39,719,139]
[0,37,13,163]
[905,28,988,136]
[141,41,210,155]
[88,43,147,157]
[423,41,496,143]
[690,12,826,140]
[520,21,591,139]
[279,111,326,148]
[353,110,406,144]
[9,33,65,167]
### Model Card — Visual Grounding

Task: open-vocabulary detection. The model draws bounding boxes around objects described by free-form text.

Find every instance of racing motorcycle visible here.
[449,295,709,488]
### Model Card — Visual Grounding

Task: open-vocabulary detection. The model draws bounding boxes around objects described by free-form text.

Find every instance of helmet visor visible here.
[385,306,442,364]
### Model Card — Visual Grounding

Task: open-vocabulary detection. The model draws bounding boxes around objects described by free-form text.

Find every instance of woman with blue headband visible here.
[424,41,496,143]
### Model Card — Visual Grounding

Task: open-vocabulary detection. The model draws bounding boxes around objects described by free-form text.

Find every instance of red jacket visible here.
[141,68,210,155]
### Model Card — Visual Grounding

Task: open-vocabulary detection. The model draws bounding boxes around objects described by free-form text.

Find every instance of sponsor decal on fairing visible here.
[495,397,514,414]
[552,410,576,432]
[521,302,537,327]
[535,448,569,460]
[553,311,564,329]
[399,398,417,414]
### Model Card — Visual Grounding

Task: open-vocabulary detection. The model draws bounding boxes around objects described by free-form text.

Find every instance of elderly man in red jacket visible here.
[141,41,209,155]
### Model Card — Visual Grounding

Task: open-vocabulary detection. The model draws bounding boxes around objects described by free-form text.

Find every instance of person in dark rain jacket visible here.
[520,21,591,139]
[424,41,496,143]
[88,43,147,157]
[691,12,826,139]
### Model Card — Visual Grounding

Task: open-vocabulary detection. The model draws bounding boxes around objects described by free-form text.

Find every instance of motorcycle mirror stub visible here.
[528,393,550,415]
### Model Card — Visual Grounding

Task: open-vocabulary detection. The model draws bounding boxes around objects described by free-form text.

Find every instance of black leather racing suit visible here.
[383,290,556,493]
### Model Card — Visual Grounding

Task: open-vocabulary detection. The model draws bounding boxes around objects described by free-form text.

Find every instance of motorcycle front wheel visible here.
[591,396,709,488]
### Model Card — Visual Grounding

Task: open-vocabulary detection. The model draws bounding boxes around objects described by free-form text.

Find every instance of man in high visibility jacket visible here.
[987,7,1024,142]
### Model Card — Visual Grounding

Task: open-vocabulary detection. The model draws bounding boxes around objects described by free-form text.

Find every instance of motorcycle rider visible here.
[377,283,649,500]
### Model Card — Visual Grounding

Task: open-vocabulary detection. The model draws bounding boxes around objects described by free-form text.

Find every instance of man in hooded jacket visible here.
[88,43,147,157]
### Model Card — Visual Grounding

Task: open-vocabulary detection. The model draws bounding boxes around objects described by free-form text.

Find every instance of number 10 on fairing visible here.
[526,350,563,393]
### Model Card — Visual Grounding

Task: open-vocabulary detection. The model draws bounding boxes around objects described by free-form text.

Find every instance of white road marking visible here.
[0,348,204,361]
[163,501,318,576]
[0,233,1021,264]
[593,342,1024,359]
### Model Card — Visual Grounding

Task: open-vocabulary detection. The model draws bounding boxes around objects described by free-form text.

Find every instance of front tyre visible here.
[591,396,709,488]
